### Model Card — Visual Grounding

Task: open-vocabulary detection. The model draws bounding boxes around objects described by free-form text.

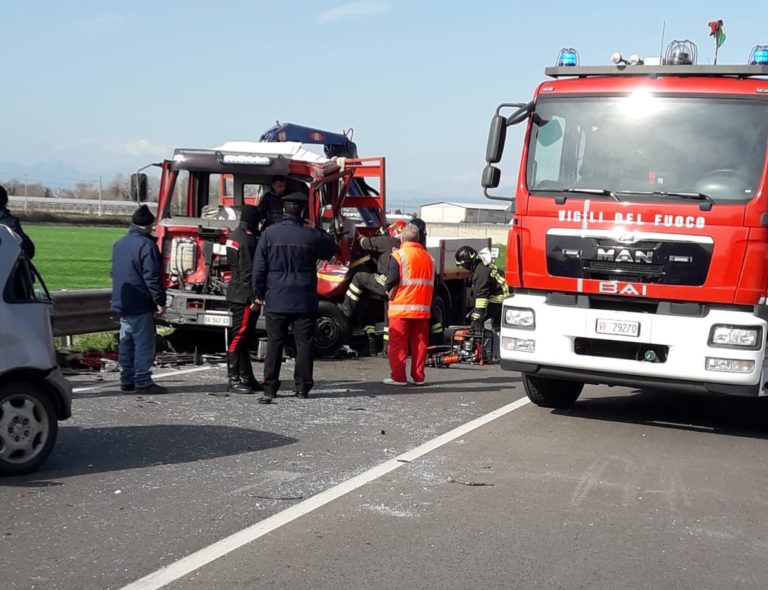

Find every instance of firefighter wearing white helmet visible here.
[455,245,509,332]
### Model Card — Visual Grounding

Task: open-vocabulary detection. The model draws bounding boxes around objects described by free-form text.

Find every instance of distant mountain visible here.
[0,160,140,187]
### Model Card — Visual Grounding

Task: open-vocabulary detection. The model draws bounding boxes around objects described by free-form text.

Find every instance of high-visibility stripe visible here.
[374,273,387,286]
[389,304,432,312]
[471,311,482,319]
[383,325,389,341]
[348,292,360,301]
[317,273,345,283]
[350,255,371,268]
[490,295,506,303]
[431,323,443,333]
[475,298,489,308]
[349,283,363,294]
[401,278,432,286]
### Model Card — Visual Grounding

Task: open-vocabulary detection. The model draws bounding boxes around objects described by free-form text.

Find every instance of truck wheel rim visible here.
[316,317,340,350]
[0,394,49,465]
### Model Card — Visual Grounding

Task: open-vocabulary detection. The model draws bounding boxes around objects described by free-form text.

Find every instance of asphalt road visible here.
[1,357,766,590]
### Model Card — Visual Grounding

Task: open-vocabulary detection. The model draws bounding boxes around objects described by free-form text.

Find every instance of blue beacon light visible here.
[749,45,768,65]
[557,48,579,67]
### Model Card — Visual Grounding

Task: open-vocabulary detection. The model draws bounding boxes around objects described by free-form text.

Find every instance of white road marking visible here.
[72,366,219,393]
[120,395,531,590]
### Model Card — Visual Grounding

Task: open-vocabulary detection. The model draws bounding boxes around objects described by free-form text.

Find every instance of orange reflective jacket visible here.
[389,242,435,319]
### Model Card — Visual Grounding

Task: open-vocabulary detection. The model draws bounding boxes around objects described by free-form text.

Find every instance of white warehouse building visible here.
[419,201,512,224]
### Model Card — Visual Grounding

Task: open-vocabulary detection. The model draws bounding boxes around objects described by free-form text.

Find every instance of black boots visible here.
[227,377,254,395]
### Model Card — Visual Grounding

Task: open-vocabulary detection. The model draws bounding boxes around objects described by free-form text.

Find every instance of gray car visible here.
[0,226,72,475]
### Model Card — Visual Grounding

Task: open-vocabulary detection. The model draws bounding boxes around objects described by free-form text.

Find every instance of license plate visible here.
[596,318,640,337]
[202,314,231,327]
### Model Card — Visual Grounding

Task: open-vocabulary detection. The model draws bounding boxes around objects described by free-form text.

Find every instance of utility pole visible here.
[98,176,103,216]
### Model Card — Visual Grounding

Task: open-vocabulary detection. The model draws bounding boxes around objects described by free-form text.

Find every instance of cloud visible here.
[317,0,391,23]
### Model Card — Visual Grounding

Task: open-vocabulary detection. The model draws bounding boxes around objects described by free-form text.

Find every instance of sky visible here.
[2,0,767,207]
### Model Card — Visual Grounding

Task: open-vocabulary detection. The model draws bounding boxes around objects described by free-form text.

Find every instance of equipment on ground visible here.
[427,327,496,368]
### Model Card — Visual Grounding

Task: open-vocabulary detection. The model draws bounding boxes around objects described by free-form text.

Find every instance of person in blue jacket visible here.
[252,192,336,402]
[0,185,35,259]
[111,205,167,395]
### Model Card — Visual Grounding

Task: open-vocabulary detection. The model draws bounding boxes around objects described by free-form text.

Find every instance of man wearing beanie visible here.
[217,205,263,396]
[0,184,35,259]
[110,204,167,395]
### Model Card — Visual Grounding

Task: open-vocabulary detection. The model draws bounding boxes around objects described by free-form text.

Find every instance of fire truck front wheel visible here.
[314,301,350,357]
[522,374,583,409]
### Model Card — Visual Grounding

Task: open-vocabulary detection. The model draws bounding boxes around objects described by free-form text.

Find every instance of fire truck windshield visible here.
[526,96,768,204]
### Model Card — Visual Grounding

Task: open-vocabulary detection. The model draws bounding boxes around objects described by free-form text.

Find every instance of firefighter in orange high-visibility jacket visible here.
[383,223,435,386]
[455,245,509,333]
[222,205,263,396]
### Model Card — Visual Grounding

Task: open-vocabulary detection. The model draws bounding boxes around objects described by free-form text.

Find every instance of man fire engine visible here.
[482,41,768,414]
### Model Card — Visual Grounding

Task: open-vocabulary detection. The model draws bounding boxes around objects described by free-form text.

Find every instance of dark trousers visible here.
[228,303,258,380]
[263,311,316,396]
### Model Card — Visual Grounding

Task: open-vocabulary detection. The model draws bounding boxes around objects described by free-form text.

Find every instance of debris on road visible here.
[448,478,494,487]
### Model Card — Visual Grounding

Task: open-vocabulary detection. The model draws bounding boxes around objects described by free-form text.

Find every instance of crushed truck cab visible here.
[483,42,768,410]
[148,133,486,355]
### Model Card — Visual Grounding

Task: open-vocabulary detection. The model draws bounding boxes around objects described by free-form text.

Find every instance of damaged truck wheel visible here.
[314,301,350,357]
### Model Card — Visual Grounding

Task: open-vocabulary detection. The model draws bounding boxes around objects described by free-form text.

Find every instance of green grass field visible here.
[26,225,125,291]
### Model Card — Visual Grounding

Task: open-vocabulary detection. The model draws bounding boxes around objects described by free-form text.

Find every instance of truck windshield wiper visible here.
[561,187,621,201]
[615,190,715,207]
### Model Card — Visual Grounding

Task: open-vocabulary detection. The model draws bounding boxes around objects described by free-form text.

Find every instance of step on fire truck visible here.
[482,41,768,412]
[134,125,488,355]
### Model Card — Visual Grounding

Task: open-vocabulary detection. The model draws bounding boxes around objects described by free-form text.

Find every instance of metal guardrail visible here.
[51,289,118,337]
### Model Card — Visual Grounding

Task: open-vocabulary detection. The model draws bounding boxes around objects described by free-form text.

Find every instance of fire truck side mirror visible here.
[131,173,148,203]
[481,165,501,189]
[485,115,507,164]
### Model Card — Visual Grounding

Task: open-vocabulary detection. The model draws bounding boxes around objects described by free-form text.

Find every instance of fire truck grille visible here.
[582,260,665,278]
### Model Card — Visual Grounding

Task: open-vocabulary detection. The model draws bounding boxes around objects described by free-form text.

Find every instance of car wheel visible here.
[0,381,58,476]
[314,301,350,357]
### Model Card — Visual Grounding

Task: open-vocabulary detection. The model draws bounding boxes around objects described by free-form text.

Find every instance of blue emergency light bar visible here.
[749,45,768,65]
[556,48,579,67]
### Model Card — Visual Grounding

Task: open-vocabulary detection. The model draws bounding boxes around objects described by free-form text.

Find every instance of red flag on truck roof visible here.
[708,19,726,49]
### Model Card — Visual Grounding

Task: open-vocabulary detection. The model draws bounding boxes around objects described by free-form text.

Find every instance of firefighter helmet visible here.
[455,245,479,269]
[387,220,408,239]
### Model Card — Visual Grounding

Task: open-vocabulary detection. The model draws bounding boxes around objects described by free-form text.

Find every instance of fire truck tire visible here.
[0,381,59,476]
[522,374,583,409]
[314,301,350,357]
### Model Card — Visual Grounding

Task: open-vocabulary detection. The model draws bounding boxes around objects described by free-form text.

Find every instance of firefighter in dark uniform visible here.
[455,245,509,332]
[338,220,405,319]
[222,205,262,395]
[252,192,336,402]
[257,175,289,228]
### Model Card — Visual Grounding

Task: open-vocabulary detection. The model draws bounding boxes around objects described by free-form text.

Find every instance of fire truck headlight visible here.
[709,325,762,349]
[503,307,535,329]
[705,358,755,374]
[502,337,535,353]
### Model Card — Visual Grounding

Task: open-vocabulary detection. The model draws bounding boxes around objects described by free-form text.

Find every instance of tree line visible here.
[1,174,160,201]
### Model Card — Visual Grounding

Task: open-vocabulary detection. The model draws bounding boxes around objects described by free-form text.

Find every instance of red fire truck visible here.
[482,42,768,411]
[134,140,485,355]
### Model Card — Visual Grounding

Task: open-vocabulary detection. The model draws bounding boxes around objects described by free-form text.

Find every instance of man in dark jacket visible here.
[256,175,288,228]
[252,192,336,402]
[111,205,167,395]
[223,205,262,395]
[0,185,35,259]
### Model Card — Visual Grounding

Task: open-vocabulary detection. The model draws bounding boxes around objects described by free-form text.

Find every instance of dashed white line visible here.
[120,395,531,590]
